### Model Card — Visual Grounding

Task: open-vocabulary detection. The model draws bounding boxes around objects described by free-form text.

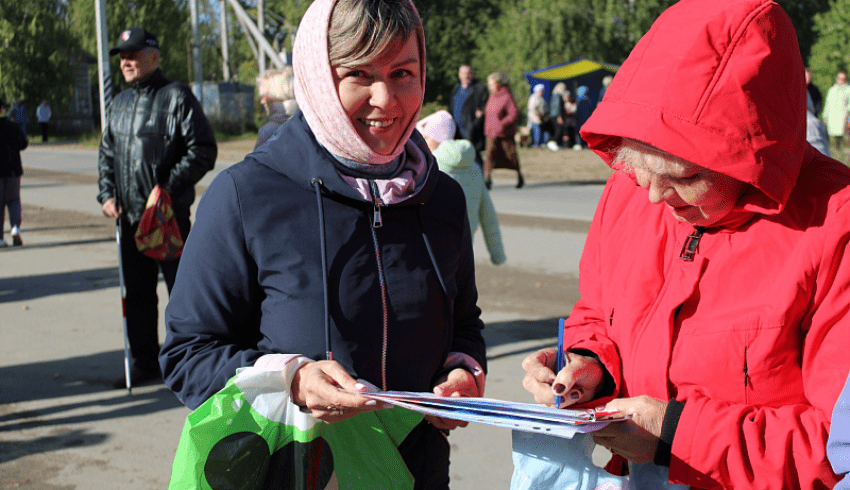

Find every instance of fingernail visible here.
[569,390,581,400]
[596,405,606,411]
[365,399,377,406]
[354,382,367,391]
[553,383,566,395]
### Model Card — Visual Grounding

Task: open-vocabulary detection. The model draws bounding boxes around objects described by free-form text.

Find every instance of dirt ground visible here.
[22,141,611,321]
[214,138,616,182]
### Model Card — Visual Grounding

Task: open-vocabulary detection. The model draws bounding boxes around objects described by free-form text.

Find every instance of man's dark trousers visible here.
[118,216,190,373]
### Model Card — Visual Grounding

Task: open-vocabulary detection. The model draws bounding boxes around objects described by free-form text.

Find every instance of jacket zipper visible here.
[679,226,705,261]
[369,181,389,389]
[370,181,383,228]
[121,91,142,208]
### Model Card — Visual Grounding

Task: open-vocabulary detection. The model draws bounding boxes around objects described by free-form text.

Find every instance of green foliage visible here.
[225,0,307,85]
[471,0,675,111]
[23,0,832,141]
[66,0,191,87]
[775,0,831,63]
[810,0,850,95]
[0,0,75,111]
[414,0,502,104]
[420,100,448,119]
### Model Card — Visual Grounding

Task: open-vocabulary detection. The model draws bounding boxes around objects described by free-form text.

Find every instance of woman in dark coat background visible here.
[0,98,28,247]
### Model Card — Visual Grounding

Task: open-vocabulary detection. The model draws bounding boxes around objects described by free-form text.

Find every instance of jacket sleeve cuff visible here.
[570,348,616,398]
[653,398,685,467]
[435,352,486,396]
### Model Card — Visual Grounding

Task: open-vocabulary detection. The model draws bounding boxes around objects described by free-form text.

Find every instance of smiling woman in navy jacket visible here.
[158,0,487,488]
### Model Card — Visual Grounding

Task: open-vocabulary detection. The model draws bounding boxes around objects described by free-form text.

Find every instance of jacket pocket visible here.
[671,314,803,406]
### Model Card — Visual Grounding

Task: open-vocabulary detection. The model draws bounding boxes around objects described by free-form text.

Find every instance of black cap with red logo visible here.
[109,27,159,55]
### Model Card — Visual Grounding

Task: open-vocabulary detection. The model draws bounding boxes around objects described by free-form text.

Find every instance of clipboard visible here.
[361,391,628,439]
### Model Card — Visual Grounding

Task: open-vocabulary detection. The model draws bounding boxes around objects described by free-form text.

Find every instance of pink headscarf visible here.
[293,0,426,165]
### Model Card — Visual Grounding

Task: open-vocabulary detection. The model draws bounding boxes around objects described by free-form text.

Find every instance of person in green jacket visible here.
[417,110,506,265]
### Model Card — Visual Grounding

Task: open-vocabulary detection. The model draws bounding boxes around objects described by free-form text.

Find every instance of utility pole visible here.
[189,0,204,104]
[258,0,266,73]
[94,0,112,131]
[227,0,285,69]
[220,0,231,81]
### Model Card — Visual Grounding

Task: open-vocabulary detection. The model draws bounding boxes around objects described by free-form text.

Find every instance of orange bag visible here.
[134,185,184,261]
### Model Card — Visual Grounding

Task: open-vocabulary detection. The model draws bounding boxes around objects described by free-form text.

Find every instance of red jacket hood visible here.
[581,0,806,216]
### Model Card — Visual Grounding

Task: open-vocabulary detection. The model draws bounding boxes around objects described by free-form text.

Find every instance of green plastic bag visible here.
[168,361,424,490]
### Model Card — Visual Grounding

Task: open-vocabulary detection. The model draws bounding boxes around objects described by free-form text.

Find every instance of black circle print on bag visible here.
[204,432,335,490]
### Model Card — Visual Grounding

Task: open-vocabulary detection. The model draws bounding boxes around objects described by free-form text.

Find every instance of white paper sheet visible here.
[361,391,628,439]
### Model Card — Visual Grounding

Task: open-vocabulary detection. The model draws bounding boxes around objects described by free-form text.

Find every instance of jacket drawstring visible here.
[311,178,332,361]
[416,207,449,297]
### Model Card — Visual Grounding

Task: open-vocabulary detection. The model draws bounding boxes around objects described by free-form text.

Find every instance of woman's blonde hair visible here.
[256,67,295,102]
[487,71,508,88]
[328,0,421,66]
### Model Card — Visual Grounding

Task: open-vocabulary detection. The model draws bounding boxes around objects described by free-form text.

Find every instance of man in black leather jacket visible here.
[96,26,217,388]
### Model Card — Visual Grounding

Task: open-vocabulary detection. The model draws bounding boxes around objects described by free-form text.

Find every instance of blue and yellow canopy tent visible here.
[524,58,620,104]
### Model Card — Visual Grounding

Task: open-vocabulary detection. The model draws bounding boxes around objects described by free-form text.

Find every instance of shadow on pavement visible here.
[0,265,118,303]
[3,237,115,252]
[483,316,563,360]
[0,349,183,464]
[0,387,181,440]
[0,429,110,465]
[0,350,170,402]
[14,224,107,234]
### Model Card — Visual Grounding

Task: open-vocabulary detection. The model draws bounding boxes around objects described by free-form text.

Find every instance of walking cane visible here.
[116,217,132,394]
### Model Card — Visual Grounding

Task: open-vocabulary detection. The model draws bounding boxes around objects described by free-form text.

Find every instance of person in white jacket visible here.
[417,110,507,265]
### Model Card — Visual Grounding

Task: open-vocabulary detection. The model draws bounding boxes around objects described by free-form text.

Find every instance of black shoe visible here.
[112,367,162,389]
[485,178,492,190]
[516,173,525,189]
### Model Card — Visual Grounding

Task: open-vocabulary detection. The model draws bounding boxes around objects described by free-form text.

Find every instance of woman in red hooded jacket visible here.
[521,0,850,488]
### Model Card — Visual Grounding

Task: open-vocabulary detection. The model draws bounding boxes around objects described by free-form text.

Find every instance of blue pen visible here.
[554,318,565,408]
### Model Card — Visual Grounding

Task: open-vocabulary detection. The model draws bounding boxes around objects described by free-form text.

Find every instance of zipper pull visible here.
[373,202,383,228]
[369,181,383,228]
[679,227,705,261]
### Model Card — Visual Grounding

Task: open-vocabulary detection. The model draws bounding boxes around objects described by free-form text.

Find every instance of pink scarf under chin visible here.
[293,0,426,165]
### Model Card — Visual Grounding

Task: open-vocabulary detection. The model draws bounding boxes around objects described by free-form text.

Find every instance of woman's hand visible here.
[425,368,479,430]
[591,396,668,463]
[521,347,604,407]
[290,361,389,424]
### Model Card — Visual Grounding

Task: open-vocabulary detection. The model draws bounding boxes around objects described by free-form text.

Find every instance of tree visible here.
[809,0,850,96]
[472,0,676,113]
[66,0,191,89]
[0,0,75,113]
[775,0,831,64]
[414,0,502,104]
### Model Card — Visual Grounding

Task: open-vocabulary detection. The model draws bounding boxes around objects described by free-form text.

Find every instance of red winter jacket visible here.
[576,0,850,488]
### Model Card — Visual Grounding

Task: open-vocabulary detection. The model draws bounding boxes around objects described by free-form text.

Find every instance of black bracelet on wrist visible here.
[653,399,685,467]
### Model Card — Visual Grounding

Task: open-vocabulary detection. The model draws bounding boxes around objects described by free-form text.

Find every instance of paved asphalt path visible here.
[1,143,607,489]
